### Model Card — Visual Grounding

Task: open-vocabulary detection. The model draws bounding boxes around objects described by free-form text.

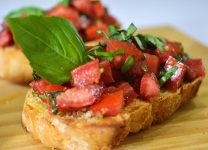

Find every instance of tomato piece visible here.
[0,29,13,48]
[85,21,108,41]
[106,40,142,69]
[115,82,137,103]
[30,79,66,94]
[71,59,101,87]
[155,40,183,64]
[164,56,186,91]
[112,69,125,82]
[130,53,160,77]
[71,0,93,16]
[56,85,103,110]
[185,59,205,81]
[99,60,115,85]
[46,4,81,30]
[132,77,141,94]
[92,2,105,18]
[90,90,124,116]
[140,73,160,100]
[102,13,119,26]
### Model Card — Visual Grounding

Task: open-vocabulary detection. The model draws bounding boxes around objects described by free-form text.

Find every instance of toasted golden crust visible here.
[0,46,32,84]
[22,77,203,150]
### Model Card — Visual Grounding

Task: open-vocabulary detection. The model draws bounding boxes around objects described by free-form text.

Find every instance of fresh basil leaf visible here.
[144,35,165,51]
[6,7,44,18]
[121,55,135,74]
[140,66,148,72]
[108,25,117,36]
[126,23,137,37]
[8,16,88,84]
[60,0,71,6]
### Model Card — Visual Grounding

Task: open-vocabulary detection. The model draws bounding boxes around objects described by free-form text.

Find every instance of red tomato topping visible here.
[90,90,124,116]
[115,82,137,103]
[185,59,205,81]
[164,56,186,91]
[155,40,183,64]
[71,0,93,17]
[71,59,101,87]
[30,79,66,94]
[99,60,115,85]
[106,39,142,69]
[0,29,13,48]
[46,4,81,30]
[56,85,103,110]
[92,2,105,18]
[85,21,108,41]
[131,53,160,77]
[140,73,160,100]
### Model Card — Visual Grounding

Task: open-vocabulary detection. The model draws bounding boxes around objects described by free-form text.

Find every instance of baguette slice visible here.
[0,46,32,84]
[22,77,203,150]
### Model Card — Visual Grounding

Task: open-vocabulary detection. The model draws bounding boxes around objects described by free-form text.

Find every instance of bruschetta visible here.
[8,16,205,150]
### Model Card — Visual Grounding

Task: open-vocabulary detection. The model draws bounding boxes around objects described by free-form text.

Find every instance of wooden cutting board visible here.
[0,26,207,150]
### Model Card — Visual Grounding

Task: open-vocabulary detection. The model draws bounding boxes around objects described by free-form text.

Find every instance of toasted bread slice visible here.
[0,46,32,84]
[22,77,203,150]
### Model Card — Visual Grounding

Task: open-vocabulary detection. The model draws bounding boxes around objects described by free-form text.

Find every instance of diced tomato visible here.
[71,0,93,16]
[92,2,105,18]
[90,90,124,116]
[102,13,119,26]
[185,59,205,81]
[0,29,13,48]
[99,60,115,85]
[46,4,81,30]
[56,85,103,110]
[115,82,137,103]
[85,21,108,41]
[103,86,118,94]
[155,40,183,64]
[164,56,186,91]
[112,69,125,82]
[132,77,141,94]
[30,79,66,94]
[71,59,101,87]
[130,53,160,77]
[140,73,160,100]
[106,39,142,69]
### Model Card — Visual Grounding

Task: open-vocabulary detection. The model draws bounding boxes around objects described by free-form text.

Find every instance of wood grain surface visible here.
[0,26,207,150]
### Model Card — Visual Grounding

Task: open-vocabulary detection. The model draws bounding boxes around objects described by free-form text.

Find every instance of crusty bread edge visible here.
[22,77,203,150]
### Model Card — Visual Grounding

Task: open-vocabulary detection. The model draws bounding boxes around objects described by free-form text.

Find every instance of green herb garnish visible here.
[140,66,148,72]
[8,16,88,84]
[140,54,146,61]
[159,66,178,87]
[121,55,135,74]
[32,71,40,80]
[108,25,117,36]
[97,30,109,39]
[6,7,44,18]
[48,91,61,114]
[183,52,189,61]
[60,0,71,6]
[126,23,137,37]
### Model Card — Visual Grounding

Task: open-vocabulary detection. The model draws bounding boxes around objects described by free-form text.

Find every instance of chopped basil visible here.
[140,66,148,72]
[126,23,137,37]
[159,66,178,87]
[121,55,135,74]
[133,36,146,50]
[159,68,166,77]
[108,25,117,36]
[174,53,183,62]
[32,71,40,80]
[48,91,60,114]
[96,30,109,39]
[183,52,189,61]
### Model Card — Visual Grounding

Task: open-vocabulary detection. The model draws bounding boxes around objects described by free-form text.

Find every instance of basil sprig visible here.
[8,16,88,84]
[6,7,44,18]
[159,66,178,87]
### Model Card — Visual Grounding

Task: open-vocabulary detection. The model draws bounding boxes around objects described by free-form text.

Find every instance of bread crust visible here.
[22,77,203,150]
[0,46,32,84]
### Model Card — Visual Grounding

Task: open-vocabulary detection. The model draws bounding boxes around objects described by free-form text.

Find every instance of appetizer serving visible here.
[0,0,119,84]
[8,16,205,150]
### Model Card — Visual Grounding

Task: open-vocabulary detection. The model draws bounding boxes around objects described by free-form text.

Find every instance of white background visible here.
[0,0,207,46]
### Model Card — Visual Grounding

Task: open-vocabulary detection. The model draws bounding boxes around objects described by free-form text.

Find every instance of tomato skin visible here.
[71,59,101,87]
[90,90,124,117]
[71,0,93,17]
[46,4,81,30]
[115,82,137,103]
[140,73,160,100]
[56,85,103,110]
[99,60,115,85]
[185,59,205,81]
[130,53,160,77]
[106,40,142,69]
[164,56,186,91]
[92,2,105,18]
[85,21,108,41]
[30,79,66,94]
[0,29,13,48]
